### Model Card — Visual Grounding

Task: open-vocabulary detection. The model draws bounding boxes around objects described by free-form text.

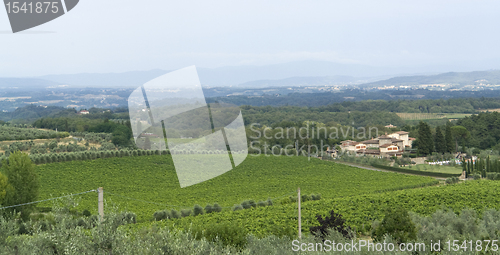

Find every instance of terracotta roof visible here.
[391,138,403,142]
[362,139,379,144]
[408,137,416,140]
[363,149,381,154]
[341,140,355,143]
[378,135,392,139]
[394,131,409,135]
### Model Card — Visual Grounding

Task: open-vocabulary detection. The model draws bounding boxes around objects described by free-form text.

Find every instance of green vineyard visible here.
[37,155,437,221]
[143,180,500,238]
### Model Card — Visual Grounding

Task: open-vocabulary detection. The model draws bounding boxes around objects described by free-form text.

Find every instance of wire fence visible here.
[0,188,299,211]
[0,189,96,210]
[105,190,298,210]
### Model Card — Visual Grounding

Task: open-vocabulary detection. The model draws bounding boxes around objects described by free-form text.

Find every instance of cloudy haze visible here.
[1,0,500,77]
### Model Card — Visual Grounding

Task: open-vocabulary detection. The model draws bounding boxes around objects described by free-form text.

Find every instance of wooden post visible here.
[298,187,301,239]
[98,187,104,221]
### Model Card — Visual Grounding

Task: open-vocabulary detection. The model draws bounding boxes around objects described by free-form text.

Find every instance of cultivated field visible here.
[402,164,463,174]
[396,112,471,120]
[36,155,437,221]
[141,180,500,237]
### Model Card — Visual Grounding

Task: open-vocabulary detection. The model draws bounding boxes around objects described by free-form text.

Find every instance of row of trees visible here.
[416,121,470,156]
[0,125,69,141]
[461,156,500,178]
[33,118,133,147]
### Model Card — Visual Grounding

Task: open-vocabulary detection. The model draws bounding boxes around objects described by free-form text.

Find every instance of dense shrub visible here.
[372,207,417,244]
[153,211,167,221]
[487,172,500,180]
[181,209,192,217]
[212,203,222,213]
[204,204,213,214]
[193,204,204,216]
[170,209,181,219]
[445,177,459,184]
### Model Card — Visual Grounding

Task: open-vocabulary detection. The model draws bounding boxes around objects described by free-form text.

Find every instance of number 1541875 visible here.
[5,2,60,14]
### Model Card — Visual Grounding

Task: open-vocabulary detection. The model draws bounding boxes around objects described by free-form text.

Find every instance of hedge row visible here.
[153,203,222,221]
[370,163,462,178]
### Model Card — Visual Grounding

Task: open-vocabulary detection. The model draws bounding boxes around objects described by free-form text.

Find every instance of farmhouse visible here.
[339,131,414,157]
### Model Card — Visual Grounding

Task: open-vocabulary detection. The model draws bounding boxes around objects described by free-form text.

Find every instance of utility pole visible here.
[98,187,104,221]
[298,187,301,239]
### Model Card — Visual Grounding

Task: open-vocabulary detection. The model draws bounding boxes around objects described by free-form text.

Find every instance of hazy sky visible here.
[1,0,500,77]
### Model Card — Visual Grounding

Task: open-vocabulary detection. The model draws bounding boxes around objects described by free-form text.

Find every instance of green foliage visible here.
[434,126,446,154]
[82,209,91,217]
[473,173,481,180]
[153,180,500,238]
[204,204,213,214]
[372,207,416,244]
[192,222,248,249]
[193,204,204,216]
[170,209,181,219]
[212,203,222,213]
[445,122,454,153]
[1,152,39,220]
[487,172,500,180]
[371,163,459,178]
[445,177,459,184]
[0,125,69,142]
[0,172,10,206]
[35,155,437,222]
[181,209,192,217]
[417,121,434,155]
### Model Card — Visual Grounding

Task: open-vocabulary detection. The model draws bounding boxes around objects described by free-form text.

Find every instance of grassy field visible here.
[402,164,463,174]
[396,112,472,120]
[479,108,500,112]
[36,155,438,221]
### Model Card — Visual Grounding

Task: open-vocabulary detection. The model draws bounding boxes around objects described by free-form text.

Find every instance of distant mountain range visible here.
[236,75,391,88]
[1,61,500,90]
[0,78,58,89]
[359,70,500,88]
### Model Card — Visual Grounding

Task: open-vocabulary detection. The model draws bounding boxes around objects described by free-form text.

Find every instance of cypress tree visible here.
[434,126,446,154]
[467,160,471,175]
[462,158,467,177]
[487,156,491,173]
[417,121,434,156]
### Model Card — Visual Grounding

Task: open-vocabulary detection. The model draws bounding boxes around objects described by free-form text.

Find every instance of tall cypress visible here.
[462,158,467,177]
[434,126,446,154]
[487,156,491,173]
[417,121,434,156]
[445,122,454,153]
